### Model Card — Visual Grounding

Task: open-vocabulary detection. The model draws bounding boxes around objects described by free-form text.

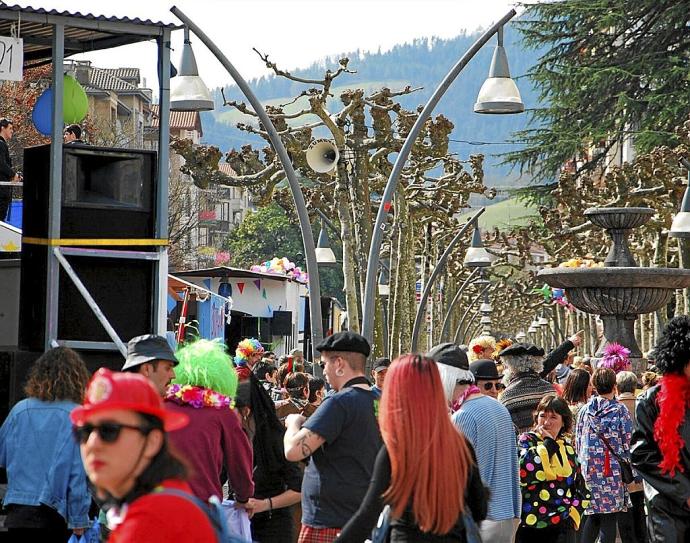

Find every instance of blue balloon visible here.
[32,88,53,136]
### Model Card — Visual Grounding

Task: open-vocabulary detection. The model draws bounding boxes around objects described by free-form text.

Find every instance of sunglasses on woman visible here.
[72,422,151,444]
[482,382,505,391]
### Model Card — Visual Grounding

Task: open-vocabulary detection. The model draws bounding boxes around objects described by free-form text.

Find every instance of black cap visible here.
[373,358,391,372]
[499,342,545,358]
[426,343,470,370]
[122,334,178,371]
[315,331,371,357]
[469,359,503,380]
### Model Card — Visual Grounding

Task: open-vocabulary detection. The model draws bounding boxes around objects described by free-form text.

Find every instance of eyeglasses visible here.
[72,422,151,444]
[482,382,505,391]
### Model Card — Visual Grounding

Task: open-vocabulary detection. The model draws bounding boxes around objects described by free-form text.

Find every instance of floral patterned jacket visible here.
[518,431,591,530]
[575,396,633,514]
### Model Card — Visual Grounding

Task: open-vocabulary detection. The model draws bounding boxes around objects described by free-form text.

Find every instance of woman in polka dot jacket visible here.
[516,394,591,543]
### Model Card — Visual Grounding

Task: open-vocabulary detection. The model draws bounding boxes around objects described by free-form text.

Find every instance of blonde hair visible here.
[467,335,496,362]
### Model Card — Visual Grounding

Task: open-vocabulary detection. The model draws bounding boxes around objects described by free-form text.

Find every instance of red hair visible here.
[380,354,473,534]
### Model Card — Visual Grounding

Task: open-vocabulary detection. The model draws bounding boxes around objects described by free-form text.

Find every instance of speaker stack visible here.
[19,144,158,350]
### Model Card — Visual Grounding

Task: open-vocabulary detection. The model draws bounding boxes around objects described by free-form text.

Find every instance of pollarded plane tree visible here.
[173,53,492,356]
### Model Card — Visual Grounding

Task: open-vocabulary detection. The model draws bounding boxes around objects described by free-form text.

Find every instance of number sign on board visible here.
[0,37,23,81]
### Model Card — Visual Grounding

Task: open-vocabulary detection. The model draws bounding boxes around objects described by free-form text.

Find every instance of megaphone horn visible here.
[306,139,339,174]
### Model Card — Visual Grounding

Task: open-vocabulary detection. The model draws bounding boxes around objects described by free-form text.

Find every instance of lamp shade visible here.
[378,283,390,297]
[474,38,524,114]
[480,302,492,313]
[480,315,492,325]
[170,31,214,112]
[464,225,492,267]
[530,319,540,329]
[538,316,549,327]
[315,224,337,265]
[528,326,537,334]
[671,211,690,238]
[515,331,526,341]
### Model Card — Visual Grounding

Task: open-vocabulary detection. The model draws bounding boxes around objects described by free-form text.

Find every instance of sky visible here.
[12,0,522,91]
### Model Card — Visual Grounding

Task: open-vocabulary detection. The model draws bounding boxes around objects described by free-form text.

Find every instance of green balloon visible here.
[63,74,88,124]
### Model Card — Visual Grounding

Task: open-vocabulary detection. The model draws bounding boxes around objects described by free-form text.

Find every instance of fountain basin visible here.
[584,207,654,231]
[538,268,690,315]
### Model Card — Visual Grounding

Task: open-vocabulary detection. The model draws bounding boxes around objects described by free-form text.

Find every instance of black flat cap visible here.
[122,334,178,371]
[373,358,391,372]
[426,343,470,370]
[499,342,545,358]
[316,331,371,357]
[469,359,503,380]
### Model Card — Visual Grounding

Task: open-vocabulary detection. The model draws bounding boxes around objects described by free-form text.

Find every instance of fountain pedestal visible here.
[538,208,690,374]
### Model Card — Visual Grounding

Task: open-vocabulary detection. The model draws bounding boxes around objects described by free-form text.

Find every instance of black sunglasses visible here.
[482,382,505,391]
[73,422,151,444]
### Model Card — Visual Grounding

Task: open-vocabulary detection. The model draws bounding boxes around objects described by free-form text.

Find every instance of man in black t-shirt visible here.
[0,118,20,222]
[284,331,382,543]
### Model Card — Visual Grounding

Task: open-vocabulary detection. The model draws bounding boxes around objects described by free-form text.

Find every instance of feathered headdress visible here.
[234,338,264,366]
[598,342,631,373]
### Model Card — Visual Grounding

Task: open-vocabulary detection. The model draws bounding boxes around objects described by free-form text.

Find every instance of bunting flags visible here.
[237,282,245,294]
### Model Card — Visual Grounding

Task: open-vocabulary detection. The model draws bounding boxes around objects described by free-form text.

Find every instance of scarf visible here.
[654,373,690,476]
[452,384,481,412]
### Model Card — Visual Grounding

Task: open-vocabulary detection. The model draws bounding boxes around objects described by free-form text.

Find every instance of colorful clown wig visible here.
[234,338,265,366]
[467,335,496,362]
[172,339,238,398]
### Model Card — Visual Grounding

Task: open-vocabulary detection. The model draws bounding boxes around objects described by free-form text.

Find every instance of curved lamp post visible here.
[171,7,324,364]
[410,207,485,352]
[439,268,482,341]
[453,283,492,344]
[361,8,522,344]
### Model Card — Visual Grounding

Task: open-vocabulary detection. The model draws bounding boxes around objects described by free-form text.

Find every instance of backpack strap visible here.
[154,487,224,542]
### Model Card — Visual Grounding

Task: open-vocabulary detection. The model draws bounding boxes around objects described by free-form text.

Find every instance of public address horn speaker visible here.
[306,139,339,174]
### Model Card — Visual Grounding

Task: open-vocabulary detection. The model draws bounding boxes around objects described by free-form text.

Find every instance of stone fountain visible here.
[538,207,690,373]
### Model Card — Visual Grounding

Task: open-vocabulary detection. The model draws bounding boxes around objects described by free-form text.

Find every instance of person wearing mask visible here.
[337,354,488,542]
[71,369,218,542]
[0,347,91,541]
[469,359,505,399]
[516,394,590,543]
[121,334,178,397]
[426,342,476,412]
[284,331,382,543]
[164,339,254,503]
[632,316,690,542]
[371,357,390,396]
[576,368,633,543]
[0,118,21,221]
[454,360,520,542]
[616,371,647,543]
[499,343,554,433]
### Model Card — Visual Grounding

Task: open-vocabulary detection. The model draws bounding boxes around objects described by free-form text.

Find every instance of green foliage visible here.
[222,204,344,303]
[505,0,690,182]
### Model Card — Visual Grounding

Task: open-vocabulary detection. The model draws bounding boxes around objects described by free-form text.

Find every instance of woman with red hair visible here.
[336,354,487,542]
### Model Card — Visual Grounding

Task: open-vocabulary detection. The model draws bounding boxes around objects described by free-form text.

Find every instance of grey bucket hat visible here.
[122,334,178,371]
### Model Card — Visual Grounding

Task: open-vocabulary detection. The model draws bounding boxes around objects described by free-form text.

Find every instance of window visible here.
[221,202,231,221]
[198,227,208,246]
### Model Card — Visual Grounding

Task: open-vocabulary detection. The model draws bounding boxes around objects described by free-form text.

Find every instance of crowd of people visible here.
[3,315,690,543]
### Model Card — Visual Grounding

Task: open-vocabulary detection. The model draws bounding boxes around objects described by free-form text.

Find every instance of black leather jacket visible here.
[631,385,690,520]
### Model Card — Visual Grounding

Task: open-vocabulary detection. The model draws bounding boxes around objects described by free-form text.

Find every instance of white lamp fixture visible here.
[464,222,492,267]
[480,302,492,313]
[528,326,537,334]
[530,318,540,329]
[170,27,215,111]
[378,283,390,297]
[315,222,337,265]
[538,316,549,327]
[474,26,524,114]
[480,315,492,325]
[670,159,690,238]
[515,331,526,341]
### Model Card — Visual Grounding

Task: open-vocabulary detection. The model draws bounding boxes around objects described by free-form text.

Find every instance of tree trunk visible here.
[335,172,361,332]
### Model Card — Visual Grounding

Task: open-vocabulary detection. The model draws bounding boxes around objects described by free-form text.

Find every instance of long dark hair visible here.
[532,394,574,436]
[562,369,591,405]
[123,413,188,503]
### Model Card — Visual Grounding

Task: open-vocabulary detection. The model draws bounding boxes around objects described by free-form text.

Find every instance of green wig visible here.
[172,339,238,398]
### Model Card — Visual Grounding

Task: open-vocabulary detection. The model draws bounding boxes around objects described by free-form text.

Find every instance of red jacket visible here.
[166,401,254,501]
[108,479,217,542]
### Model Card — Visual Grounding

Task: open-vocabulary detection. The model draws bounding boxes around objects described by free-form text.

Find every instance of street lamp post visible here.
[171,8,324,363]
[361,9,522,345]
[439,268,483,341]
[410,207,485,352]
[453,283,492,344]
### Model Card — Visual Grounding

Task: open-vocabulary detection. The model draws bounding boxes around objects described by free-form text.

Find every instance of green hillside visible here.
[460,198,539,231]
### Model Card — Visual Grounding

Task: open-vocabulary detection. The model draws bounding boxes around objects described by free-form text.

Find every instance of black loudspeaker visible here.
[19,144,158,350]
[272,311,292,336]
[239,316,272,343]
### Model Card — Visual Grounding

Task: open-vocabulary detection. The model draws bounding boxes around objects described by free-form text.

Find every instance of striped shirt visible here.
[452,394,522,521]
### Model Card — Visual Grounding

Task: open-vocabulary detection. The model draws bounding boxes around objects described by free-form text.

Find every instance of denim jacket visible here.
[0,398,90,528]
